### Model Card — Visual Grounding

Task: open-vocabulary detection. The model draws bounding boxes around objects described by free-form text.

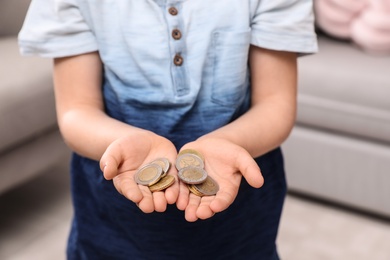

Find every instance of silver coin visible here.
[150,158,171,177]
[134,163,163,186]
[175,153,204,171]
[178,166,208,184]
[193,176,219,196]
[178,149,205,161]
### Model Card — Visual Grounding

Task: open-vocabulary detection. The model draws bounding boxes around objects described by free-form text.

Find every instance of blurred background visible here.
[1,0,389,259]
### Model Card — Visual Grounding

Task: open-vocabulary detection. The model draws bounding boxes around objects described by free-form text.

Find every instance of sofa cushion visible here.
[0,0,31,37]
[297,35,390,143]
[0,37,57,152]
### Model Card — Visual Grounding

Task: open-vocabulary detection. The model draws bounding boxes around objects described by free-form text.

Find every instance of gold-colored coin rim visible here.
[187,184,204,197]
[150,158,171,176]
[149,175,175,192]
[178,149,205,161]
[193,176,219,196]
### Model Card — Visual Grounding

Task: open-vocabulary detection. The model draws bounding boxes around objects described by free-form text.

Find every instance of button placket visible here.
[168,6,183,67]
[166,4,188,96]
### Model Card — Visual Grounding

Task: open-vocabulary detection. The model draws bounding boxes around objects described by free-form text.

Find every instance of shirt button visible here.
[173,54,183,66]
[172,29,182,40]
[168,7,178,16]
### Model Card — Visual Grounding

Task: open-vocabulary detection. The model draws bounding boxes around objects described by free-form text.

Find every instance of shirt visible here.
[19,0,317,148]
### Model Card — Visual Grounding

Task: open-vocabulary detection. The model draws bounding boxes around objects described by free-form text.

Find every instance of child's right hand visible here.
[99,132,179,213]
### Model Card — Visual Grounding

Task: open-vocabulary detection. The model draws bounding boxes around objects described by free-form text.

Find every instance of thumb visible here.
[236,153,264,188]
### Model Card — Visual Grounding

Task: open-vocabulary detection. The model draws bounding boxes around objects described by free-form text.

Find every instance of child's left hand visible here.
[176,137,264,222]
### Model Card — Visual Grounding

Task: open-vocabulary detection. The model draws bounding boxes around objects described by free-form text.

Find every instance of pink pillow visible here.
[315,0,356,38]
[370,0,390,12]
[351,7,390,54]
[315,0,390,55]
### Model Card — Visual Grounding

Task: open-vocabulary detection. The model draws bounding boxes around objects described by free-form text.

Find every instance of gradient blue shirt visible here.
[19,0,317,147]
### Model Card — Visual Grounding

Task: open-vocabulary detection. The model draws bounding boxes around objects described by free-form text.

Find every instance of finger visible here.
[236,153,264,188]
[152,191,168,212]
[176,182,190,211]
[116,174,144,204]
[137,186,155,213]
[209,188,237,213]
[112,176,123,195]
[184,193,201,222]
[100,152,120,180]
[196,196,215,220]
[164,174,180,204]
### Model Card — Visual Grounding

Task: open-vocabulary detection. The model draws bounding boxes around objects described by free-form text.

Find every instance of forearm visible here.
[199,46,297,158]
[53,52,153,161]
[58,107,151,161]
[199,96,296,158]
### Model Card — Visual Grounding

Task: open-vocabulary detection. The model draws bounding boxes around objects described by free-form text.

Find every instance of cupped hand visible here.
[100,132,179,213]
[176,137,264,222]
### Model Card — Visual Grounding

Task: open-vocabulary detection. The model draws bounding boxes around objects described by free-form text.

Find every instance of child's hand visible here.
[100,132,179,213]
[176,137,264,222]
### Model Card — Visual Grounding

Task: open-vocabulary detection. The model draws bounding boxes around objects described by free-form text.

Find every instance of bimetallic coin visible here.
[193,176,219,196]
[178,166,208,184]
[178,149,205,162]
[149,175,175,192]
[187,184,204,197]
[175,153,204,170]
[150,158,171,177]
[134,163,163,186]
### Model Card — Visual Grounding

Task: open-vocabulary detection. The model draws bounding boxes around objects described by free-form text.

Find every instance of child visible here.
[19,0,317,259]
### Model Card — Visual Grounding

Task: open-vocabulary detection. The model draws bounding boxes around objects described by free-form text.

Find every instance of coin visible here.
[178,149,205,162]
[193,176,219,196]
[187,184,204,197]
[175,153,204,170]
[178,166,208,184]
[149,175,175,192]
[134,163,163,186]
[150,158,171,177]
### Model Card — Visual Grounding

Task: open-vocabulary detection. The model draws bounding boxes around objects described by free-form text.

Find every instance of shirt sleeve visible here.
[251,0,318,55]
[18,0,98,58]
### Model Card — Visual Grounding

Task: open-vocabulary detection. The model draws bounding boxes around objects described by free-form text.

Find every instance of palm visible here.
[117,135,176,173]
[101,134,179,213]
[178,138,263,222]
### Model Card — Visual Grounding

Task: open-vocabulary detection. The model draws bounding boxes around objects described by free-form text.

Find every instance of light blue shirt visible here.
[19,0,318,147]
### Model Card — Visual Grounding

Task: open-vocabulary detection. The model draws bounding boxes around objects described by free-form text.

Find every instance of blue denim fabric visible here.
[18,0,317,258]
[67,148,286,260]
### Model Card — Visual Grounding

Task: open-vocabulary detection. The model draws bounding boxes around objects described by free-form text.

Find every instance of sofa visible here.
[0,0,70,194]
[2,0,389,220]
[282,32,390,218]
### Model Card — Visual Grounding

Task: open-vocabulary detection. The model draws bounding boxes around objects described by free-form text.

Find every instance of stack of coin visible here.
[176,149,219,196]
[134,158,175,192]
[176,149,205,171]
[187,176,219,197]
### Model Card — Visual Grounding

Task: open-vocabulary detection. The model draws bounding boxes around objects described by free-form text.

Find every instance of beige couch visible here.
[3,1,389,220]
[0,0,70,194]
[282,34,390,218]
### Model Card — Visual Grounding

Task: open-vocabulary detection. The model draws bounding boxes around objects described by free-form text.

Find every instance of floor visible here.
[1,160,390,260]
